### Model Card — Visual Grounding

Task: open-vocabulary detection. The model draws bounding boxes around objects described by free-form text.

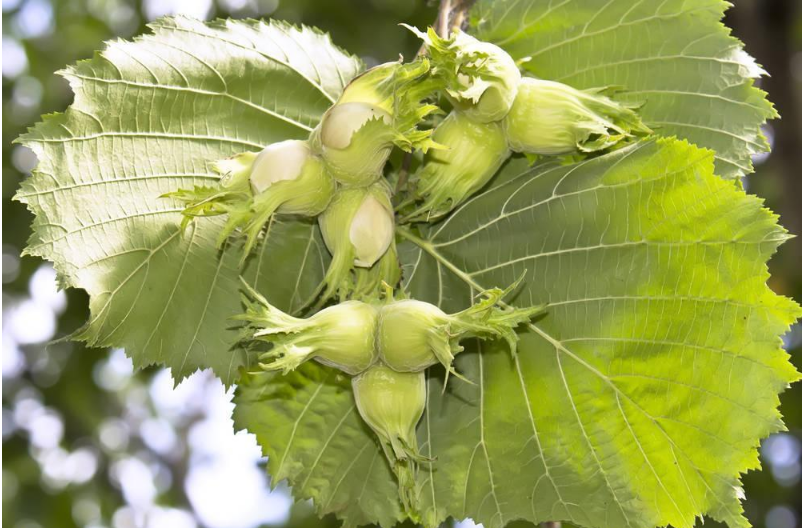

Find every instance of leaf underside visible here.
[15,8,799,528]
[470,0,777,178]
[15,16,358,385]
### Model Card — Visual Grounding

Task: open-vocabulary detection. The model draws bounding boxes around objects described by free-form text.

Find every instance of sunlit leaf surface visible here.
[16,17,356,384]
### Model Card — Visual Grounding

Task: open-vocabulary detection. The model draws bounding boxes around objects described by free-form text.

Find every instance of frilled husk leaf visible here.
[236,278,378,375]
[313,111,394,185]
[352,364,427,516]
[164,143,334,258]
[405,25,521,123]
[408,111,510,221]
[338,59,442,152]
[352,242,402,301]
[504,77,652,156]
[240,154,334,258]
[378,283,546,383]
[318,181,397,301]
[162,151,255,239]
[311,59,442,185]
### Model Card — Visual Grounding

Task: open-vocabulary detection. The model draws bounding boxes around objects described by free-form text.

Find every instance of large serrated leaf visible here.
[15,11,798,528]
[14,16,358,384]
[398,138,799,528]
[470,0,776,178]
[235,138,798,528]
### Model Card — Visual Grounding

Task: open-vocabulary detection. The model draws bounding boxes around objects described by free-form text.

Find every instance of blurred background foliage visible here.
[2,1,801,528]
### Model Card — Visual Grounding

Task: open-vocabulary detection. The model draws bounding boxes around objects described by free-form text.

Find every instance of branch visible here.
[451,0,475,32]
[436,0,453,36]
[433,0,474,40]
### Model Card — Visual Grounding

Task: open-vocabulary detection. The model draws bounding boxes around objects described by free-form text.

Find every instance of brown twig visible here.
[413,0,455,58]
[451,0,474,32]
[436,0,453,36]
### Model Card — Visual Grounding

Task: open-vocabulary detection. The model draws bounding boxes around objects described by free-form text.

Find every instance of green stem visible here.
[396,226,487,294]
[397,226,548,337]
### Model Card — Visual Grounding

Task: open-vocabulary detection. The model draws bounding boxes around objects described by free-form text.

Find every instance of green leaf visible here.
[234,364,404,528]
[233,138,799,528]
[397,138,800,528]
[14,16,358,384]
[470,0,776,178]
[15,13,797,528]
